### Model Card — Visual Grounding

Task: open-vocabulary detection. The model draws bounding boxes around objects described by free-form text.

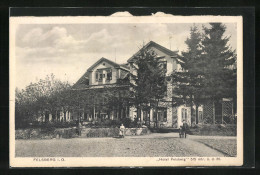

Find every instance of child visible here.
[119,124,125,138]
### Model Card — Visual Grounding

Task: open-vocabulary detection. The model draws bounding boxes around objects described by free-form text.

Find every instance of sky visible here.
[15,23,237,89]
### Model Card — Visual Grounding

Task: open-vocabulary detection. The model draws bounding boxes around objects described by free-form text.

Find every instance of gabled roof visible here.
[119,63,130,69]
[87,57,120,72]
[127,41,178,63]
[73,57,129,88]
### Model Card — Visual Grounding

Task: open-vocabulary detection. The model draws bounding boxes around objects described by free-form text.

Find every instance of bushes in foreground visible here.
[189,124,237,136]
[16,127,151,139]
[81,118,138,128]
[17,118,139,129]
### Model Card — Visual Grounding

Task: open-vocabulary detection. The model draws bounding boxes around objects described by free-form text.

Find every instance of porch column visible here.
[49,113,52,122]
[140,110,143,122]
[150,109,153,122]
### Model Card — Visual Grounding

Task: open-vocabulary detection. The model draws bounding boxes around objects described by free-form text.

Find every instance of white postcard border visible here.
[9,15,243,167]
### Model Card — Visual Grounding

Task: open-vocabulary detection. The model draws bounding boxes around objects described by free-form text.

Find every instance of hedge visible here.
[15,127,151,139]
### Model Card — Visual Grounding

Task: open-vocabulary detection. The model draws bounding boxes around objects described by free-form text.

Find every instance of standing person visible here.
[182,119,188,138]
[119,124,125,138]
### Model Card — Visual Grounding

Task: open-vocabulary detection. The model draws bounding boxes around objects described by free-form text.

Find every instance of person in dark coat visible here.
[179,119,188,138]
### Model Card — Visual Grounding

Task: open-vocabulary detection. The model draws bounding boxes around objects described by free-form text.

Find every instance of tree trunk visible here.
[195,105,199,124]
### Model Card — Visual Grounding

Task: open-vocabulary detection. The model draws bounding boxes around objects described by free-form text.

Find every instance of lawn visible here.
[189,124,237,136]
[195,139,237,157]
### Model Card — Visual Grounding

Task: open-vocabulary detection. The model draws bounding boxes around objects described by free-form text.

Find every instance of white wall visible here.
[177,105,191,128]
[149,46,178,76]
[129,46,178,79]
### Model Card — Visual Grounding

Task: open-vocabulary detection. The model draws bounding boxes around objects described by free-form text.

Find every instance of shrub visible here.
[110,120,122,127]
[16,129,31,139]
[189,124,237,136]
[86,128,119,137]
[121,118,132,128]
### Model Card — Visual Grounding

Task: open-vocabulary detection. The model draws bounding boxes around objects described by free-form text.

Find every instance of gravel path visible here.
[15,133,234,157]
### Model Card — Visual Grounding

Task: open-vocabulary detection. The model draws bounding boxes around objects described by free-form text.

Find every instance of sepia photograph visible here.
[9,14,243,167]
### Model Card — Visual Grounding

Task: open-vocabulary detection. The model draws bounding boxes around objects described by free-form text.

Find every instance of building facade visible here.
[72,41,196,128]
[32,41,234,127]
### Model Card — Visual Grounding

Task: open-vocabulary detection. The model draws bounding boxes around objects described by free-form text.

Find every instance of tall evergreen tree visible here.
[172,25,204,124]
[201,23,237,124]
[131,47,167,127]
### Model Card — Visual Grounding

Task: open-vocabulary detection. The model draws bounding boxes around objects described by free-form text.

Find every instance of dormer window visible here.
[99,73,103,81]
[159,61,167,75]
[161,61,167,70]
[163,62,167,70]
[106,69,112,81]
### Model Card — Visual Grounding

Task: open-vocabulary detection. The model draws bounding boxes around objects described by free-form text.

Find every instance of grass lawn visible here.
[195,139,237,157]
[189,124,237,136]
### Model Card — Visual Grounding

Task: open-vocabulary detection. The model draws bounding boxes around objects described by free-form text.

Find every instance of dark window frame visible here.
[106,69,112,81]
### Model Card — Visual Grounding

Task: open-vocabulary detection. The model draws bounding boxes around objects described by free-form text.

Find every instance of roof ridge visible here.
[127,40,178,62]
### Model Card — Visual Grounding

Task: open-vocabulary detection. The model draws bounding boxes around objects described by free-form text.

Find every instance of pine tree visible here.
[172,25,204,124]
[131,47,167,127]
[201,23,237,124]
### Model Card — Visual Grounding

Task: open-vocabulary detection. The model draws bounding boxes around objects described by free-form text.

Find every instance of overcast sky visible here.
[15,23,237,89]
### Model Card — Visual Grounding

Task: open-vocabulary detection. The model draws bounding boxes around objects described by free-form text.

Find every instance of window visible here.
[157,109,167,122]
[158,112,163,122]
[199,111,203,121]
[163,110,167,122]
[107,70,112,80]
[99,74,103,81]
[163,61,167,69]
[182,108,188,120]
[159,61,167,69]
[159,61,167,75]
[153,111,157,121]
[143,111,147,121]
